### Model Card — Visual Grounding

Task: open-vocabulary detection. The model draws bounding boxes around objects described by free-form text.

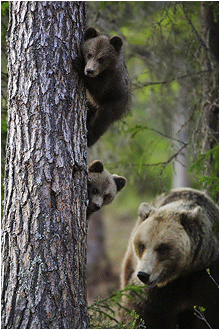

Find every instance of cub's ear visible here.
[84,27,99,41]
[88,160,104,173]
[113,175,127,192]
[110,36,123,52]
[138,203,154,221]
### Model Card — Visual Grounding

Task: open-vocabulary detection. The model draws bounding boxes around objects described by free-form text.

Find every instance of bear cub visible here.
[73,27,131,147]
[121,188,219,329]
[87,160,126,218]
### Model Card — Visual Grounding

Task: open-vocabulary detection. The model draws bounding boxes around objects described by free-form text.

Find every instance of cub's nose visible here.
[86,68,94,75]
[93,204,101,212]
[137,271,150,284]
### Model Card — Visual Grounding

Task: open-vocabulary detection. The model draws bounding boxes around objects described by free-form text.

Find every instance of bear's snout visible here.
[86,68,94,76]
[137,271,150,284]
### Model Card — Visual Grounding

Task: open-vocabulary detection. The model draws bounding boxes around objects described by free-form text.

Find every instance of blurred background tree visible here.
[2,1,218,308]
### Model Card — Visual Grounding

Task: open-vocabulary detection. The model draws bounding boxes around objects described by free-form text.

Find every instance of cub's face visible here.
[133,205,191,288]
[87,160,126,216]
[82,27,123,78]
[88,174,117,214]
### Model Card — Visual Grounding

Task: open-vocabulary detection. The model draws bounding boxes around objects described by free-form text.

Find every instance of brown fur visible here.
[73,27,131,147]
[121,188,219,328]
[87,160,126,218]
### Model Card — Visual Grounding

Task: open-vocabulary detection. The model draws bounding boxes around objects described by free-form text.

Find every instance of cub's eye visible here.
[98,57,104,64]
[87,53,92,59]
[92,187,99,194]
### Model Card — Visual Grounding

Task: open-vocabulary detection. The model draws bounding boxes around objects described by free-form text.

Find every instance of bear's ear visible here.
[84,27,99,41]
[110,36,123,52]
[138,203,154,221]
[88,160,104,173]
[113,175,127,192]
[180,206,202,234]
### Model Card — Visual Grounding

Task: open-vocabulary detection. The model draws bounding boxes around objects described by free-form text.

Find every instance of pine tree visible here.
[1,2,89,328]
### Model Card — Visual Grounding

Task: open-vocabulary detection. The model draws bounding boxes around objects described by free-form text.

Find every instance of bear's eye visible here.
[92,187,99,194]
[138,243,145,253]
[98,57,104,64]
[155,244,170,260]
[87,53,92,59]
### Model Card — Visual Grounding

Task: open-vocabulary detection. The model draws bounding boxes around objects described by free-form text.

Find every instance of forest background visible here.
[1,0,219,308]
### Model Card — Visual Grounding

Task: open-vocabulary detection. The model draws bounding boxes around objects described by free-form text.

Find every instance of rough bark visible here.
[200,3,219,163]
[198,2,219,201]
[1,1,89,328]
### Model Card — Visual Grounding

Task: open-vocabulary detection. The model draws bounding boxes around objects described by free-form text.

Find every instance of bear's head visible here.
[82,27,123,77]
[132,202,213,288]
[87,160,126,216]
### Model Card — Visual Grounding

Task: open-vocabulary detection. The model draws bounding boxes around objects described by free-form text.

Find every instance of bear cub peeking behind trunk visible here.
[73,27,131,147]
[87,160,126,219]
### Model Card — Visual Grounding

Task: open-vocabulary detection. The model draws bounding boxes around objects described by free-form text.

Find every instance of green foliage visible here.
[197,306,206,313]
[189,145,219,200]
[1,2,9,41]
[88,285,146,329]
[102,120,173,197]
[1,2,9,16]
[98,1,125,13]
[92,0,217,209]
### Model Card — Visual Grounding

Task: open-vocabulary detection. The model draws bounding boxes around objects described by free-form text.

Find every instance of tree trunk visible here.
[200,1,219,197]
[87,211,119,304]
[201,1,218,149]
[1,1,89,328]
[172,87,190,189]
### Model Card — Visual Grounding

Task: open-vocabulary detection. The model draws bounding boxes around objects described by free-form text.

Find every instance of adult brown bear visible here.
[121,188,219,329]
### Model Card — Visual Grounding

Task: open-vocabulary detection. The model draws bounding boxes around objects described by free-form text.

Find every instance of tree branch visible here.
[133,70,210,89]
[182,3,209,53]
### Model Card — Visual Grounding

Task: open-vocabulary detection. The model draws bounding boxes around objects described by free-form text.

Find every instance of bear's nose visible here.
[137,271,150,284]
[86,68,94,75]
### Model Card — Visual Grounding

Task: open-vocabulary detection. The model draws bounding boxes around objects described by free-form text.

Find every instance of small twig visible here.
[122,144,188,169]
[194,306,212,329]
[206,268,219,288]
[127,124,188,146]
[148,127,188,146]
[133,70,210,89]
